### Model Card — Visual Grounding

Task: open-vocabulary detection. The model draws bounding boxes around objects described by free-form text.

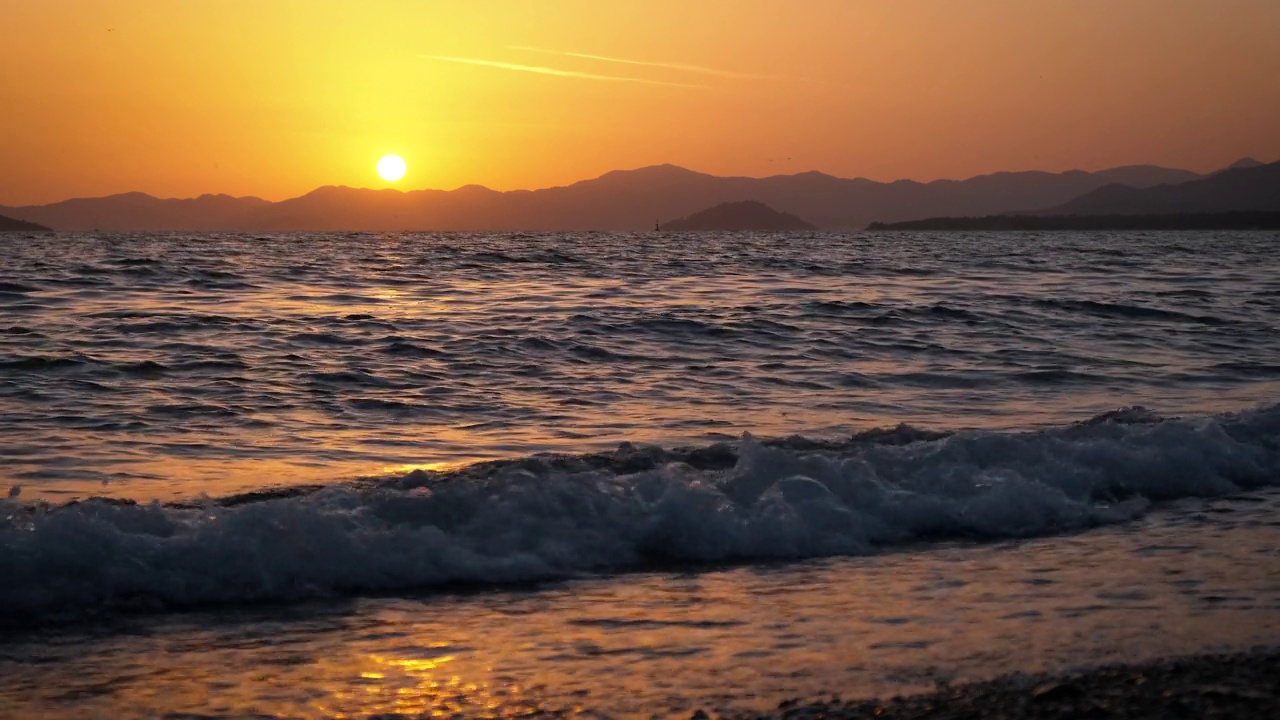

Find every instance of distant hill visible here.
[1038,161,1280,216]
[1214,157,1266,173]
[0,193,271,232]
[0,214,51,232]
[662,200,815,231]
[0,162,1222,232]
[868,211,1280,231]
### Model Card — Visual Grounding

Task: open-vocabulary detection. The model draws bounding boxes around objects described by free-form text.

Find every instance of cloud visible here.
[509,46,761,80]
[509,46,842,87]
[423,56,706,88]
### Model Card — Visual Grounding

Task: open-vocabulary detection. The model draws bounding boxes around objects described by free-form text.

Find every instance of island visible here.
[662,200,816,231]
[866,211,1280,231]
[0,214,52,232]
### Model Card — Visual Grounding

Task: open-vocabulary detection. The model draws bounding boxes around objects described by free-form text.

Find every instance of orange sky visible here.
[2,0,1278,205]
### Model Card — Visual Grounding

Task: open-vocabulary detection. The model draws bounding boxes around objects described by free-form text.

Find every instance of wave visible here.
[1033,298,1231,325]
[2,405,1278,621]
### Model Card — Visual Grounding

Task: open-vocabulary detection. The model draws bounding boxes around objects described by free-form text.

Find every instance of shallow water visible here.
[2,491,1278,719]
[2,231,1277,501]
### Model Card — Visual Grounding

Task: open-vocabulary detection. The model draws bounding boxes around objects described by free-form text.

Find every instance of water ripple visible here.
[0,230,1277,500]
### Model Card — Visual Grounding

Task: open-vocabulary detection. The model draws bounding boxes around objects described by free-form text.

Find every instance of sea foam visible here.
[2,405,1277,620]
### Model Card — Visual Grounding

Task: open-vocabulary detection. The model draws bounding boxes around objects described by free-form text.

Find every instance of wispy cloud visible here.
[510,46,761,80]
[423,56,706,88]
[510,46,841,87]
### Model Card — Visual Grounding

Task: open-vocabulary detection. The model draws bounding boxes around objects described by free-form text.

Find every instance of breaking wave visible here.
[2,404,1278,621]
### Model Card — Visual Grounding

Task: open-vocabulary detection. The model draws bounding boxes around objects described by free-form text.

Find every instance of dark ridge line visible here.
[867,211,1280,231]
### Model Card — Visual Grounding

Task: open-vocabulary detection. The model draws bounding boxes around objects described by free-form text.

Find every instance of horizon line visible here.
[2,157,1271,207]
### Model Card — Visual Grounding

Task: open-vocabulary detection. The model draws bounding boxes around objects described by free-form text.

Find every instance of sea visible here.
[1,230,1278,718]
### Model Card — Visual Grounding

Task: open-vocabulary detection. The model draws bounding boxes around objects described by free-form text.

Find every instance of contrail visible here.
[510,45,761,80]
[510,45,841,87]
[423,56,706,88]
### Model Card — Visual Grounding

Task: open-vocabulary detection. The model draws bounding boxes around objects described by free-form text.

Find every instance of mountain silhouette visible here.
[1215,157,1266,173]
[0,214,51,232]
[0,193,270,232]
[1038,160,1280,216]
[0,163,1215,232]
[662,201,816,231]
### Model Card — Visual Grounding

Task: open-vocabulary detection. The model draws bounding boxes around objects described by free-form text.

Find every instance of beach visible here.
[749,650,1280,720]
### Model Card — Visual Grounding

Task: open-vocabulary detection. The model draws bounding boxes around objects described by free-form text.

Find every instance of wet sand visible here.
[728,649,1280,720]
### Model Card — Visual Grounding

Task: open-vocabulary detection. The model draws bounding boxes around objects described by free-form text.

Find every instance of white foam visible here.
[2,405,1278,618]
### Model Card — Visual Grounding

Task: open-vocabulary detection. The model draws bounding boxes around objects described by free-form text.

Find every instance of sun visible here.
[377,154,407,182]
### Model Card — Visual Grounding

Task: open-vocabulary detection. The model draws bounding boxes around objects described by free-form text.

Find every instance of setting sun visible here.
[377,155,407,182]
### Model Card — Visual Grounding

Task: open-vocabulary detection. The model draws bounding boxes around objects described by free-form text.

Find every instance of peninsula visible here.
[0,214,51,232]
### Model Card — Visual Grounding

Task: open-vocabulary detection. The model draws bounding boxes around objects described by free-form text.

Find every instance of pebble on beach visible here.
[718,650,1280,720]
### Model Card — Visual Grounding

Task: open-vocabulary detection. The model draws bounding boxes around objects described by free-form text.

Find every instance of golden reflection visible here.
[378,654,457,673]
[378,462,462,476]
[318,647,505,718]
[369,288,404,302]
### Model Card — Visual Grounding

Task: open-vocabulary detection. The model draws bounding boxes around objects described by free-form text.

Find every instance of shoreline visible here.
[730,649,1280,720]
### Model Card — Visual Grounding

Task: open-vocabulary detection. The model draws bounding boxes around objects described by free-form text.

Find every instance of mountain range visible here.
[0,159,1273,232]
[1034,159,1280,216]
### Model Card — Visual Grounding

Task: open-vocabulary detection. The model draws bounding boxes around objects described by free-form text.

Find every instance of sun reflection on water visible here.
[377,462,465,477]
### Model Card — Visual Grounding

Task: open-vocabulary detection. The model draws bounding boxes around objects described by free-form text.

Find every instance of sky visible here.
[2,0,1278,205]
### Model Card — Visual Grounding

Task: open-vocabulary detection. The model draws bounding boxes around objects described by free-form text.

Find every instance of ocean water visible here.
[3,231,1278,500]
[2,230,1279,717]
